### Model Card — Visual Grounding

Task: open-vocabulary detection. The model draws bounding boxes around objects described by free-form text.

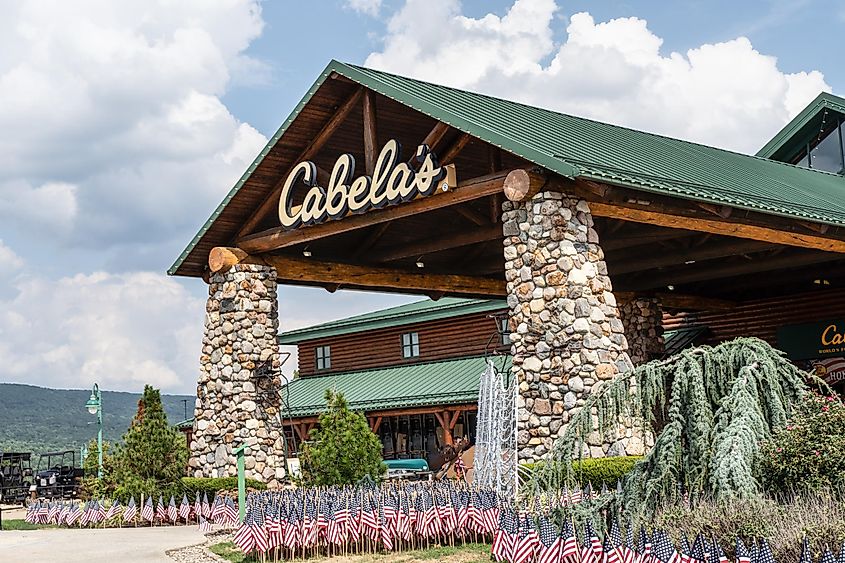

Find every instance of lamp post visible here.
[85,383,103,479]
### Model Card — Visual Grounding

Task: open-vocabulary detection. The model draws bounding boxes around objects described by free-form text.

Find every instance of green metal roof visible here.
[757,92,845,161]
[278,297,506,344]
[283,355,510,418]
[170,60,845,277]
[662,326,709,357]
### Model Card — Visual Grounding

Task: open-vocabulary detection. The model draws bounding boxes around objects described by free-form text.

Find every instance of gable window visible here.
[315,345,331,370]
[402,332,420,358]
[792,116,845,175]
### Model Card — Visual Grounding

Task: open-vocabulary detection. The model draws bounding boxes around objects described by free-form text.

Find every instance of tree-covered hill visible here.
[0,383,194,459]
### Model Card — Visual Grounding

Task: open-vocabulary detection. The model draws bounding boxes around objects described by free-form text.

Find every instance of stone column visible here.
[618,297,664,365]
[503,192,636,462]
[190,264,285,486]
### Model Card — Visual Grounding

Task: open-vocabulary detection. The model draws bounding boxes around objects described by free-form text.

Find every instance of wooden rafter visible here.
[439,133,472,165]
[454,205,489,226]
[237,169,514,254]
[237,86,365,238]
[607,238,774,276]
[619,250,844,291]
[351,222,392,260]
[363,90,378,176]
[370,224,502,263]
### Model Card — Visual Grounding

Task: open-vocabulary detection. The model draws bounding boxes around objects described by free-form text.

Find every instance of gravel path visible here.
[167,530,233,563]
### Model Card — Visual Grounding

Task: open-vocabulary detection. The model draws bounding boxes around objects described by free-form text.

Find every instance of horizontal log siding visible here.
[295,310,507,376]
[663,288,845,349]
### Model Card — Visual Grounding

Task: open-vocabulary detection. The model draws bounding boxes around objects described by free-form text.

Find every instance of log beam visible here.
[261,254,506,297]
[237,87,365,238]
[363,90,378,176]
[237,169,514,254]
[208,246,262,273]
[557,179,845,254]
[503,169,547,201]
[615,291,735,311]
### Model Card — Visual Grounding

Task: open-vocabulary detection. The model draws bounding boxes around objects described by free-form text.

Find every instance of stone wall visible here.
[503,192,640,462]
[618,297,664,365]
[191,264,286,486]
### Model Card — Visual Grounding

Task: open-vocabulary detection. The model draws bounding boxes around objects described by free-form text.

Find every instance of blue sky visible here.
[0,0,841,393]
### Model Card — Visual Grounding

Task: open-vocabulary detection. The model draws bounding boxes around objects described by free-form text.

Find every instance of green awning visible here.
[283,355,511,418]
[663,326,709,357]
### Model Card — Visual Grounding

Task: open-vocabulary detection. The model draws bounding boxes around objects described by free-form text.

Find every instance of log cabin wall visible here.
[295,309,508,377]
[664,288,845,348]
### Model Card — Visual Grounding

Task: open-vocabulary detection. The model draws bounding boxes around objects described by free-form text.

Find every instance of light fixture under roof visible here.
[667,285,675,291]
[415,257,425,268]
[302,246,312,257]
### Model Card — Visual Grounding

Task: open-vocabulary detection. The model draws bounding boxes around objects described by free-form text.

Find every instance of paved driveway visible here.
[0,526,207,562]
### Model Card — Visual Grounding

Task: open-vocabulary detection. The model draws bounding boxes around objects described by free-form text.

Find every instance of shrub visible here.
[759,393,845,493]
[520,456,642,489]
[180,477,266,499]
[297,390,385,486]
[652,490,845,561]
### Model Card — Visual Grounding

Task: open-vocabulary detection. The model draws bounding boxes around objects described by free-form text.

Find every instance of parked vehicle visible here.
[0,452,34,505]
[34,450,82,500]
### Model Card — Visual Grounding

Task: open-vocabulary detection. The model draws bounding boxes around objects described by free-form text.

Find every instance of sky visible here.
[0,0,842,394]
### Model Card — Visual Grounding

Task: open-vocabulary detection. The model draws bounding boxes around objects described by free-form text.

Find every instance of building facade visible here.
[168,61,845,484]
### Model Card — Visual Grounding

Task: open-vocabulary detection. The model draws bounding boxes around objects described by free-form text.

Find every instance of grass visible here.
[208,541,492,563]
[0,519,57,531]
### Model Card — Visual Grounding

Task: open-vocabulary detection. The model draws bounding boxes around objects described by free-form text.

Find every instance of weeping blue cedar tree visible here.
[527,338,817,519]
[298,390,385,486]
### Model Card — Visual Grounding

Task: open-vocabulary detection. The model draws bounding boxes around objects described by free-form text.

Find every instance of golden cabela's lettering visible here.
[278,139,452,230]
[821,323,845,346]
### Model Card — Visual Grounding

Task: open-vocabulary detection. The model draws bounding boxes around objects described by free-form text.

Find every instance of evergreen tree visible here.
[528,337,822,518]
[298,390,385,486]
[111,385,188,496]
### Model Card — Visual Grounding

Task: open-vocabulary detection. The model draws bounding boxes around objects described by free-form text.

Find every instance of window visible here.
[792,117,845,175]
[402,332,420,358]
[315,346,331,370]
[500,317,511,346]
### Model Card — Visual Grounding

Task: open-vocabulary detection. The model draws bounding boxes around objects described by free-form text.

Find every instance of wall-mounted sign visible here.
[811,357,845,385]
[777,319,845,360]
[277,139,455,230]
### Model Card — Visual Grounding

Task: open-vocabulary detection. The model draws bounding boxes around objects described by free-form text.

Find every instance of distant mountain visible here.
[0,383,194,459]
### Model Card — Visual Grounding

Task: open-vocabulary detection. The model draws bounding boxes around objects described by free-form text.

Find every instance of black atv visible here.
[34,451,83,500]
[0,452,34,505]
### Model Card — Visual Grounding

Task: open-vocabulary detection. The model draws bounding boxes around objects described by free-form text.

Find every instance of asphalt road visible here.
[0,526,207,562]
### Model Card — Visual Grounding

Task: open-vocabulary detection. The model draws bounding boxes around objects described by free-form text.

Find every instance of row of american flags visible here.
[495,514,845,563]
[23,492,239,531]
[232,481,506,557]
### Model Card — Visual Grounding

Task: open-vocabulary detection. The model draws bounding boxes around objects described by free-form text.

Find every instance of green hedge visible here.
[181,477,267,498]
[521,456,642,489]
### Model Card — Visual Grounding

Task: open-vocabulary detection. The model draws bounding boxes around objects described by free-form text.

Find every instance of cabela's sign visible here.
[777,319,845,360]
[278,139,454,230]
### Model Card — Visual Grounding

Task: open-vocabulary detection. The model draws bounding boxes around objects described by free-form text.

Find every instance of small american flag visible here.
[156,495,167,522]
[202,492,211,518]
[233,513,256,553]
[142,496,155,522]
[757,539,777,563]
[653,530,681,563]
[179,494,191,521]
[536,514,562,563]
[736,538,752,563]
[105,499,122,521]
[124,497,137,522]
[65,502,82,526]
[167,495,178,523]
[194,492,201,522]
[199,516,213,533]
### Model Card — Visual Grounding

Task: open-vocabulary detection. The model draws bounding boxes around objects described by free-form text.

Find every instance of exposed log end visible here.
[208,247,250,273]
[503,169,546,202]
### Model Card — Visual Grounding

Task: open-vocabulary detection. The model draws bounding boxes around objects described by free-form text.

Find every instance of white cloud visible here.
[0,240,24,278]
[0,271,204,393]
[365,1,830,153]
[0,0,268,251]
[346,0,383,17]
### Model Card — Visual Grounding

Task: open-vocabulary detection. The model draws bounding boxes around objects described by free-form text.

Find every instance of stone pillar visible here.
[618,297,664,365]
[503,192,635,462]
[191,264,286,486]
